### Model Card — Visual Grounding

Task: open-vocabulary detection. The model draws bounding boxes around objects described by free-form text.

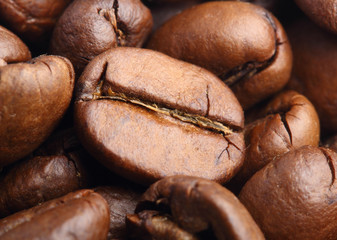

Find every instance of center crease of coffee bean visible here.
[98,0,126,47]
[220,12,282,87]
[93,88,235,136]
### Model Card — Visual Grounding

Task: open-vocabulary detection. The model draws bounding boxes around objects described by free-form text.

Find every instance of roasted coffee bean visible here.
[240,146,337,240]
[0,55,75,167]
[95,185,142,239]
[232,90,319,186]
[294,0,337,34]
[0,25,31,66]
[74,47,245,185]
[127,176,264,239]
[286,18,337,133]
[0,129,92,218]
[147,1,292,109]
[0,0,72,42]
[0,190,110,240]
[50,0,153,74]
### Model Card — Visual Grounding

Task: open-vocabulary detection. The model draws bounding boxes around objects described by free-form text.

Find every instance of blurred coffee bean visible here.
[50,0,153,75]
[95,185,143,239]
[0,55,75,167]
[74,47,245,185]
[232,90,319,186]
[0,190,110,240]
[294,0,337,34]
[240,146,337,240]
[0,25,31,65]
[127,176,264,239]
[147,1,292,109]
[286,18,337,134]
[0,0,72,43]
[0,129,93,218]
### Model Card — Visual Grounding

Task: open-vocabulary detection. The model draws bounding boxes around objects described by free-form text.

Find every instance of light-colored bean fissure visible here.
[92,88,234,136]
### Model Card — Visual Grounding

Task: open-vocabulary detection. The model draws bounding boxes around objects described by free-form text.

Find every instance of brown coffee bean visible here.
[95,185,142,239]
[74,47,245,185]
[0,25,31,65]
[239,146,337,240]
[233,90,320,185]
[147,1,292,109]
[294,0,337,34]
[0,55,75,167]
[0,190,110,240]
[0,129,92,218]
[0,0,72,42]
[286,18,337,133]
[50,0,153,74]
[127,176,264,240]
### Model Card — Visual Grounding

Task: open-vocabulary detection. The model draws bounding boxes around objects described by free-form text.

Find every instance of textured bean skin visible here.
[74,47,245,185]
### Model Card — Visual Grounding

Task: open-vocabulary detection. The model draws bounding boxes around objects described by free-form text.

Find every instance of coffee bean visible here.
[0,0,71,42]
[294,0,337,34]
[0,26,31,65]
[147,1,292,109]
[74,47,245,185]
[50,0,153,74]
[95,185,142,239]
[240,146,337,239]
[0,190,110,240]
[233,90,320,186]
[127,176,264,240]
[0,55,75,167]
[286,18,337,133]
[0,129,92,218]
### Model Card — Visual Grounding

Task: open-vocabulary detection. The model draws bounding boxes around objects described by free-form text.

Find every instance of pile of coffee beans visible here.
[0,0,336,239]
